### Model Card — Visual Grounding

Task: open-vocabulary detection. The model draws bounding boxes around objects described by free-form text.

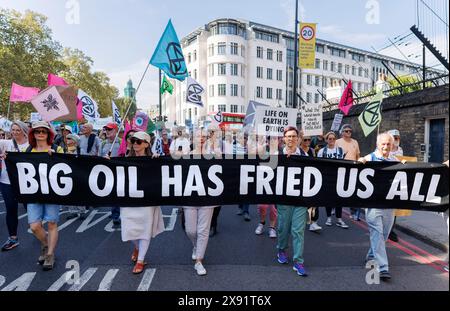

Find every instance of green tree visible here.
[0,9,65,118]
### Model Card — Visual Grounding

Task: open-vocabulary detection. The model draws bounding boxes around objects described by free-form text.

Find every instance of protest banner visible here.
[30,112,42,123]
[5,153,448,212]
[254,107,297,137]
[301,103,323,136]
[330,113,344,132]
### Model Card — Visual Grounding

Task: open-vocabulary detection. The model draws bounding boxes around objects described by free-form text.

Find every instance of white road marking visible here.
[137,268,156,291]
[97,269,119,291]
[68,268,97,291]
[0,272,36,291]
[18,213,28,220]
[76,210,111,233]
[0,275,5,288]
[164,208,178,232]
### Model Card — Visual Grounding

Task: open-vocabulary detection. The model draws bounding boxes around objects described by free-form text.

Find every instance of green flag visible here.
[358,89,384,137]
[146,118,156,134]
[160,75,174,95]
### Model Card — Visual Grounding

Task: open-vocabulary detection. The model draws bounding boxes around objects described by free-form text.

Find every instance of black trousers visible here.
[326,207,342,218]
[211,206,222,229]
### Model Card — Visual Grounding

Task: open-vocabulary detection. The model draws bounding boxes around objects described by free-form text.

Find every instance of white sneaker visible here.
[192,248,197,261]
[336,219,349,229]
[309,222,322,232]
[331,208,335,215]
[268,228,277,238]
[325,218,333,226]
[194,262,207,276]
[255,223,264,235]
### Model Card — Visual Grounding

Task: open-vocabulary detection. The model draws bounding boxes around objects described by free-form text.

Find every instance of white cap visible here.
[388,129,400,137]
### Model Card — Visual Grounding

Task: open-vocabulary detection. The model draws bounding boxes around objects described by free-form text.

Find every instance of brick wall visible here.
[322,85,449,162]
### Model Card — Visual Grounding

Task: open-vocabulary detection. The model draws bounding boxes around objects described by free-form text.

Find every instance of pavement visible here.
[395,210,449,252]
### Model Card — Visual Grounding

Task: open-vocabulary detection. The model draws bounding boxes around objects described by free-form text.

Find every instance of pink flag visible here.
[9,83,40,102]
[338,80,354,116]
[47,73,68,86]
[132,111,149,132]
[76,98,84,120]
[118,120,131,157]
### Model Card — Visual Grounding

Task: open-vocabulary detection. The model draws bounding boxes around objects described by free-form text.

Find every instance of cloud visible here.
[320,24,385,46]
[102,59,160,111]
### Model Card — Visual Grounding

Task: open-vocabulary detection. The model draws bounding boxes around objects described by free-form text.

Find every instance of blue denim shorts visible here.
[27,203,61,224]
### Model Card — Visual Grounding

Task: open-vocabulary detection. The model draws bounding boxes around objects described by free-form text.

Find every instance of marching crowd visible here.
[0,120,448,280]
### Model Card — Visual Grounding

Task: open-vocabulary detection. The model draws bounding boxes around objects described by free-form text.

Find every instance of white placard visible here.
[254,107,297,137]
[301,103,323,137]
[30,112,42,123]
[92,117,113,130]
[330,113,344,132]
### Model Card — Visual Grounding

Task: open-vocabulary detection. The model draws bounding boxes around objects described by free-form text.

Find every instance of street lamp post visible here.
[293,0,299,109]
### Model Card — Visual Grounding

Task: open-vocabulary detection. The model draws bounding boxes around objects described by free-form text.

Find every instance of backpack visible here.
[87,134,97,154]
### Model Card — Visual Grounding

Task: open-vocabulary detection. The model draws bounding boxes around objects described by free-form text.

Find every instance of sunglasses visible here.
[130,138,145,145]
[34,129,49,135]
[104,128,114,132]
[344,130,352,133]
[303,138,311,142]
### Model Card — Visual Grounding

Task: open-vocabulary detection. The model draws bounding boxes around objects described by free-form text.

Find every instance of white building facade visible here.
[163,18,442,127]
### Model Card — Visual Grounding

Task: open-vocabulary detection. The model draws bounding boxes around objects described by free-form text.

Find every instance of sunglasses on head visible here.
[130,138,145,145]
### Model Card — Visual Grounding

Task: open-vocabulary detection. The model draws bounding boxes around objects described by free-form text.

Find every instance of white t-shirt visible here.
[0,140,30,184]
[390,147,404,158]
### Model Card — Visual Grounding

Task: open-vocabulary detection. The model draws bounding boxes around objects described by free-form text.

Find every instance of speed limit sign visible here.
[301,25,315,41]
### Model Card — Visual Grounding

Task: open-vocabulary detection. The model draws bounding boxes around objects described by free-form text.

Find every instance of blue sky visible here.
[2,0,446,109]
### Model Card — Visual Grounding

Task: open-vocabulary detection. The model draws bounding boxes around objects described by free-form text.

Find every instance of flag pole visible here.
[159,69,162,119]
[293,0,299,109]
[108,62,151,156]
[6,102,11,120]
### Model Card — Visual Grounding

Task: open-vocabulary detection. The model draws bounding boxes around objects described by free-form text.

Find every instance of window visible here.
[338,63,343,73]
[358,67,363,77]
[241,64,246,78]
[276,88,283,100]
[267,49,273,60]
[315,76,320,87]
[315,59,321,69]
[208,64,215,77]
[322,77,328,88]
[330,47,346,58]
[230,42,238,55]
[231,63,238,76]
[208,44,214,56]
[257,46,263,58]
[231,84,238,97]
[188,53,192,63]
[352,66,356,76]
[276,70,283,81]
[255,31,279,43]
[257,66,263,78]
[316,44,325,53]
[330,62,335,72]
[241,85,245,97]
[194,69,197,80]
[209,105,214,113]
[323,60,328,71]
[306,92,312,103]
[218,84,226,96]
[256,87,263,98]
[277,51,283,62]
[194,50,197,61]
[209,85,215,97]
[241,106,245,113]
[218,104,226,112]
[307,75,312,86]
[315,93,320,103]
[218,42,226,55]
[230,105,238,113]
[393,62,405,71]
[267,68,273,80]
[364,68,369,78]
[267,88,273,99]
[241,45,246,57]
[351,52,365,62]
[218,63,226,75]
[345,65,350,75]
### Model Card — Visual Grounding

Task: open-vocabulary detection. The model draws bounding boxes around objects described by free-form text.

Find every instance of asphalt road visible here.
[0,198,448,291]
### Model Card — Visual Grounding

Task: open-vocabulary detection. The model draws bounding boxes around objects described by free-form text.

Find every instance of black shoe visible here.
[243,212,251,222]
[389,231,399,242]
[209,226,217,237]
[380,271,391,281]
[113,219,121,225]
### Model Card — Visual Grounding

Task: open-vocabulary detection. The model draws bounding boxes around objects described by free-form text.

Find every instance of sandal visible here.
[131,248,139,263]
[132,261,147,274]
